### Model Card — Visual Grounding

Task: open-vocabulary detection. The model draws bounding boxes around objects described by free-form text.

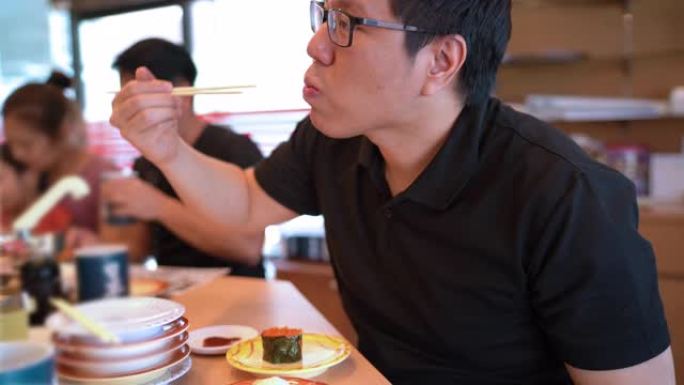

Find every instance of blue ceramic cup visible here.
[0,342,55,384]
[75,244,129,302]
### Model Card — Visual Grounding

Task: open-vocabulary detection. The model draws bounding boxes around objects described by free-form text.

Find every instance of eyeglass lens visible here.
[310,2,352,47]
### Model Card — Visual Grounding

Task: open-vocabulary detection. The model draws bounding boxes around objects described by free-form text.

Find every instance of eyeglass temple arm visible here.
[354,16,424,32]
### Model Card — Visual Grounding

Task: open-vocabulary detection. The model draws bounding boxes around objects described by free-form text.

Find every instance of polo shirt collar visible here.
[356,99,496,210]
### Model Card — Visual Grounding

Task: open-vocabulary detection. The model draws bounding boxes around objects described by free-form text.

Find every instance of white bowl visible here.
[58,329,189,362]
[46,297,185,343]
[57,342,188,378]
[57,347,191,384]
[54,317,187,360]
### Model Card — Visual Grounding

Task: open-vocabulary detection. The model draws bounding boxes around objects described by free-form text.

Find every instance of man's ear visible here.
[421,34,467,96]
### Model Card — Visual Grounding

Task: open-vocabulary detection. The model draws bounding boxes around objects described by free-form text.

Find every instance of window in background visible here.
[0,0,71,136]
[0,1,51,93]
[77,0,312,120]
[1,0,312,123]
[190,0,312,114]
[77,5,184,121]
[190,0,316,254]
[1,0,313,165]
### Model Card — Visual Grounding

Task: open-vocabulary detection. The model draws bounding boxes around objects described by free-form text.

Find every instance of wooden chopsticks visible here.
[109,84,255,96]
[50,298,121,344]
[170,85,255,96]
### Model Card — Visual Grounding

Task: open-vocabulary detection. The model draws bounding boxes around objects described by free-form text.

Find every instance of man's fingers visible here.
[124,108,178,136]
[112,94,176,128]
[112,80,173,114]
[111,83,175,129]
[111,65,172,115]
[108,66,180,165]
[113,106,177,140]
[116,79,172,100]
[136,66,156,81]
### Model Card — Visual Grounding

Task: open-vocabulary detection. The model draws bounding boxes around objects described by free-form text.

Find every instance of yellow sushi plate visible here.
[226,333,351,378]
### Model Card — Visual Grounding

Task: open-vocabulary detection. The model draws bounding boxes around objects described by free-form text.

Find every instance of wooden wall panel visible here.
[509,0,684,58]
[631,54,684,98]
[632,0,684,55]
[500,0,684,103]
[509,4,624,58]
[497,58,626,101]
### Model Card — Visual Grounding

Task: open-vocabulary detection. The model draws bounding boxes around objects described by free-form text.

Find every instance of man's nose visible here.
[306,24,334,65]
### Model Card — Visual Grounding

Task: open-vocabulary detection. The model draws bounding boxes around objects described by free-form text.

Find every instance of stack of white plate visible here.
[45,297,191,385]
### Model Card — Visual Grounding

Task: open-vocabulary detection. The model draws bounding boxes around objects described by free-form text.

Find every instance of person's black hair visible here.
[1,71,76,140]
[46,71,72,90]
[390,0,512,105]
[112,38,197,85]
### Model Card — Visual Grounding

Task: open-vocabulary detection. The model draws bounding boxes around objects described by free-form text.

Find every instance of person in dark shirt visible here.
[104,38,265,276]
[110,1,674,384]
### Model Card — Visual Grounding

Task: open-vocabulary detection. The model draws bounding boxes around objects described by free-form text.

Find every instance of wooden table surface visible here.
[170,276,390,385]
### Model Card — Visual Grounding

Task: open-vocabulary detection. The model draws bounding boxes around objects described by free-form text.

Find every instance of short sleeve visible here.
[254,117,321,215]
[132,156,162,186]
[529,172,670,370]
[223,133,263,169]
[195,125,263,169]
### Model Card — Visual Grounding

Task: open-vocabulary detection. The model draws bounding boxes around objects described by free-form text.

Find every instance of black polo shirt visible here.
[254,98,669,384]
[135,124,264,275]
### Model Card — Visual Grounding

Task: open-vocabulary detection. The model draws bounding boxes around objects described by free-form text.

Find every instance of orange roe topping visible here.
[261,327,302,338]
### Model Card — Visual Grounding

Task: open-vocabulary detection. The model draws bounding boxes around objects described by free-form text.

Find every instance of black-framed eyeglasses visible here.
[309,1,434,48]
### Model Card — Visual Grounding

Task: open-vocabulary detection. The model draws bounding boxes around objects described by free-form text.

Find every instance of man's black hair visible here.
[112,38,197,85]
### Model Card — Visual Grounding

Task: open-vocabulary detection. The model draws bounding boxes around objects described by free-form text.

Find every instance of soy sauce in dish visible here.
[203,336,241,347]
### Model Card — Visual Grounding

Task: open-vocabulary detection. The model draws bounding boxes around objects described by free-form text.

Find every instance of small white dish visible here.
[58,330,188,362]
[54,318,188,360]
[57,340,187,377]
[57,343,188,379]
[189,325,258,355]
[58,348,191,385]
[46,297,185,343]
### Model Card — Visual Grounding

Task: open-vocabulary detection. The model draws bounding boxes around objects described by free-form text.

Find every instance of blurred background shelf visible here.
[499,52,684,102]
[499,0,684,153]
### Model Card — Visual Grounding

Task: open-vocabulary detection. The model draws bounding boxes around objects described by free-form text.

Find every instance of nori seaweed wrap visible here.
[261,327,303,364]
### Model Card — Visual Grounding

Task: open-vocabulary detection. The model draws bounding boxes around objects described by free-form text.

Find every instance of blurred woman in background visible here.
[0,143,71,234]
[1,72,117,245]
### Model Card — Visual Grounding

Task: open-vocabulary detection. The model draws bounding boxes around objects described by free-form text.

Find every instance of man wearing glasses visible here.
[111,1,674,384]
